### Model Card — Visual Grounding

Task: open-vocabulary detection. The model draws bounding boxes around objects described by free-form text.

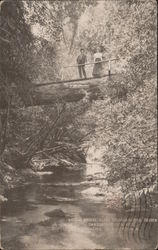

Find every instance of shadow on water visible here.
[1,166,157,250]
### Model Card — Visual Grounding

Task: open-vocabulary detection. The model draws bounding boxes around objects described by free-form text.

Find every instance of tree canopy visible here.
[0,0,157,204]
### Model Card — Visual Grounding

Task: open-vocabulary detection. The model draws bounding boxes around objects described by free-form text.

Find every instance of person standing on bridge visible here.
[76,48,87,79]
[92,47,104,78]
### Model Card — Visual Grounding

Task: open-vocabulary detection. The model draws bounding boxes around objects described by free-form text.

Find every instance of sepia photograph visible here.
[0,0,157,249]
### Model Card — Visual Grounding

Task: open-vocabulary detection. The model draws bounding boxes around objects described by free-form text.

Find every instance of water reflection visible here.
[1,167,156,250]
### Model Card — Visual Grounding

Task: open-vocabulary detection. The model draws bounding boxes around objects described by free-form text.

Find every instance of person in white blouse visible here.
[92,47,104,78]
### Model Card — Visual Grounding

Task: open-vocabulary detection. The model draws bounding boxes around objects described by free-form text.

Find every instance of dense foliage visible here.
[81,0,157,194]
[0,0,157,203]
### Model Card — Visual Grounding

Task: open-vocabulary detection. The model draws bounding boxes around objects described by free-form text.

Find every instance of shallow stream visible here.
[1,147,156,249]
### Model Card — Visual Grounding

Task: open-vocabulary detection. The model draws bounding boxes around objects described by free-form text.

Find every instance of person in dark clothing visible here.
[76,48,87,79]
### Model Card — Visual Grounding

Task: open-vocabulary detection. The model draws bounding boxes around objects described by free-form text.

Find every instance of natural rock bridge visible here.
[0,73,128,109]
[32,74,112,106]
[0,59,125,108]
[29,58,120,107]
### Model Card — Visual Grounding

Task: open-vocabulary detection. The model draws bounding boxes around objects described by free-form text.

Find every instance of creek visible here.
[1,146,155,250]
